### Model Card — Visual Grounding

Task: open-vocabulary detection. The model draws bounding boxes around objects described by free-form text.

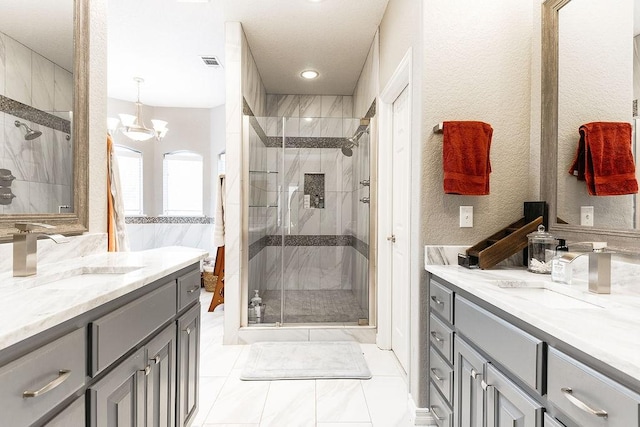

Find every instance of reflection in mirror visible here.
[557,0,637,230]
[0,0,89,242]
[0,0,74,214]
[542,0,640,250]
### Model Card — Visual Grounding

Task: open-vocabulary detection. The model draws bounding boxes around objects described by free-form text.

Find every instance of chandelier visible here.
[108,77,168,142]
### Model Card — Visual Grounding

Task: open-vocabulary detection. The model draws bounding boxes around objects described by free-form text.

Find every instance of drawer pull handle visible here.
[141,365,151,376]
[431,296,444,306]
[470,368,481,379]
[185,327,191,335]
[430,405,445,421]
[187,286,199,294]
[23,370,71,398]
[430,331,444,343]
[561,387,608,418]
[481,380,491,391]
[430,368,445,382]
[152,355,161,364]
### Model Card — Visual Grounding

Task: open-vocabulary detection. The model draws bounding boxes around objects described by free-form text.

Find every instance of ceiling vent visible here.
[201,56,223,68]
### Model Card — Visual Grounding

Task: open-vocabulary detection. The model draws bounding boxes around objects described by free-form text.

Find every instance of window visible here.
[163,151,203,216]
[114,145,143,215]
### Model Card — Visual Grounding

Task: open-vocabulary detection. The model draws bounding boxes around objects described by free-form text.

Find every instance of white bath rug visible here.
[240,341,372,380]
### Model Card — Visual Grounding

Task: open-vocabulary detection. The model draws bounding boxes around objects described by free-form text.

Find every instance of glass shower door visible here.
[280,116,370,325]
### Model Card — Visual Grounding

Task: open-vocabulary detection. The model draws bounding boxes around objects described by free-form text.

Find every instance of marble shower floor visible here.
[258,290,368,324]
[196,290,412,427]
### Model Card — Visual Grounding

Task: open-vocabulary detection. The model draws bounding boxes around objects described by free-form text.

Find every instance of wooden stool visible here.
[208,246,225,312]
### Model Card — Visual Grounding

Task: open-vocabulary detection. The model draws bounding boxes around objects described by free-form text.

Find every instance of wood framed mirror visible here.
[541,0,640,252]
[0,0,89,242]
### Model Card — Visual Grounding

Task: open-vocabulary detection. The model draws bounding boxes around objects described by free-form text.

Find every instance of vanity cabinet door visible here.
[145,323,177,427]
[485,364,542,427]
[89,348,146,427]
[176,303,200,426]
[454,336,486,427]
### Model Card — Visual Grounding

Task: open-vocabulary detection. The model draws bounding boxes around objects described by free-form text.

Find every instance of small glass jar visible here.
[527,225,556,274]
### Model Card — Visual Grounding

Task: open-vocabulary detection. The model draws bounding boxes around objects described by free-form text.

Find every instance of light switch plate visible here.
[460,206,473,228]
[580,206,594,226]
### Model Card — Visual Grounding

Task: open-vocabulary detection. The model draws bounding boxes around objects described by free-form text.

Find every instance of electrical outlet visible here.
[580,206,594,226]
[460,206,473,228]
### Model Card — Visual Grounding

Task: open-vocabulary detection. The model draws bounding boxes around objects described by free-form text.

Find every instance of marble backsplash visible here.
[425,245,523,267]
[0,233,107,274]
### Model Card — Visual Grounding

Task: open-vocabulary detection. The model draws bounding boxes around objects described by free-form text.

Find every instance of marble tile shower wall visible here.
[0,32,73,214]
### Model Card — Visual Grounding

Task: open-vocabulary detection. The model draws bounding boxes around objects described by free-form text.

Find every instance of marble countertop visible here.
[425,262,640,387]
[0,246,207,352]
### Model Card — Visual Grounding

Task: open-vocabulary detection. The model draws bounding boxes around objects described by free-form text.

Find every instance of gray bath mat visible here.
[240,341,372,380]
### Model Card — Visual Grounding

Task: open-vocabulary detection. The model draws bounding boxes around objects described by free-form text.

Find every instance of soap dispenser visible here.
[551,239,571,284]
[251,290,262,318]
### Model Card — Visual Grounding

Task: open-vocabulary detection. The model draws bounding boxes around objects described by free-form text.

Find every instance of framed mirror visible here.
[0,0,89,242]
[541,0,640,251]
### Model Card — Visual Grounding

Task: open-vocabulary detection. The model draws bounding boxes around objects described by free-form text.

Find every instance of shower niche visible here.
[303,173,325,209]
[245,104,372,327]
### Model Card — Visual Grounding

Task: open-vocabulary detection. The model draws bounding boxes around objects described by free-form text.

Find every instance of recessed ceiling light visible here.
[308,0,324,3]
[301,70,319,79]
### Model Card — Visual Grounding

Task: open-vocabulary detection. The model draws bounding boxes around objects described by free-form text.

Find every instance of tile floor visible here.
[194,291,412,427]
[260,290,369,324]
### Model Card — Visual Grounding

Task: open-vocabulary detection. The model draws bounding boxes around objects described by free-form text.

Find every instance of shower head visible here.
[341,146,353,157]
[14,121,42,140]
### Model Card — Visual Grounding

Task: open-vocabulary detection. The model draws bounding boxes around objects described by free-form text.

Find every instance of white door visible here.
[391,85,411,372]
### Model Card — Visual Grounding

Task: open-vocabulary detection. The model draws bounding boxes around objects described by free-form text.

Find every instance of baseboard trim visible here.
[408,394,436,425]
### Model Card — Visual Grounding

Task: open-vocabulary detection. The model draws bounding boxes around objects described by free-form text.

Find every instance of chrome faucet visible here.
[13,223,70,277]
[558,242,611,294]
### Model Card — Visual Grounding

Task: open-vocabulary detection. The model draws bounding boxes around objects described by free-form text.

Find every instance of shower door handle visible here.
[387,235,396,243]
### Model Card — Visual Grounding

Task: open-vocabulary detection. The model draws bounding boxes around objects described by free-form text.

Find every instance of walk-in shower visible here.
[246,110,372,326]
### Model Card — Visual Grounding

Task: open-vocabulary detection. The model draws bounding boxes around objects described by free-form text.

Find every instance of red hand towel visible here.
[443,121,493,195]
[568,122,638,196]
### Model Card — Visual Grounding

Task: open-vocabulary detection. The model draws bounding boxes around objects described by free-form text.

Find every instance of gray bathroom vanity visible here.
[426,265,640,427]
[0,247,206,426]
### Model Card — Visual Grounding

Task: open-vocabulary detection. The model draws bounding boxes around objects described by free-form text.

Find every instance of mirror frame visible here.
[0,0,89,242]
[541,0,640,252]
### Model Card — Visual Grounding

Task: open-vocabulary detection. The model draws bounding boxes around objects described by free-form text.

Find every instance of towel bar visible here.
[433,123,444,134]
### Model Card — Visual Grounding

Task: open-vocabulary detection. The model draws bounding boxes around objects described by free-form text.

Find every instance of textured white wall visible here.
[421,0,534,245]
[353,35,378,119]
[89,0,108,235]
[557,0,634,228]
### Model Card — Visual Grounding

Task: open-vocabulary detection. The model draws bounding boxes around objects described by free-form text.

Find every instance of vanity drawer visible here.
[455,296,543,393]
[430,382,453,427]
[91,281,176,375]
[430,313,454,362]
[430,347,453,404]
[0,328,85,427]
[547,348,640,427]
[430,278,454,323]
[177,267,201,312]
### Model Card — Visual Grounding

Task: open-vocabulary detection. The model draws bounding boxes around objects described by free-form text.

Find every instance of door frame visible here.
[377,48,413,352]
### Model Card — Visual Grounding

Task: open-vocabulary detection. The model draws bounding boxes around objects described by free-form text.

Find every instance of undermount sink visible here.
[488,279,605,310]
[16,265,144,289]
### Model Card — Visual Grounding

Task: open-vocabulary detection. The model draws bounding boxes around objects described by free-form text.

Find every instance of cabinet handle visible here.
[185,327,191,335]
[431,296,444,306]
[23,370,71,398]
[481,380,491,391]
[187,286,199,294]
[152,355,160,364]
[430,368,445,382]
[561,387,608,418]
[141,365,151,376]
[471,368,481,379]
[430,405,445,421]
[430,331,444,343]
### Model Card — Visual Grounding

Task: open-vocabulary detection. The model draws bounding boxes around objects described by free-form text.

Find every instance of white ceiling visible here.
[107,0,389,109]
